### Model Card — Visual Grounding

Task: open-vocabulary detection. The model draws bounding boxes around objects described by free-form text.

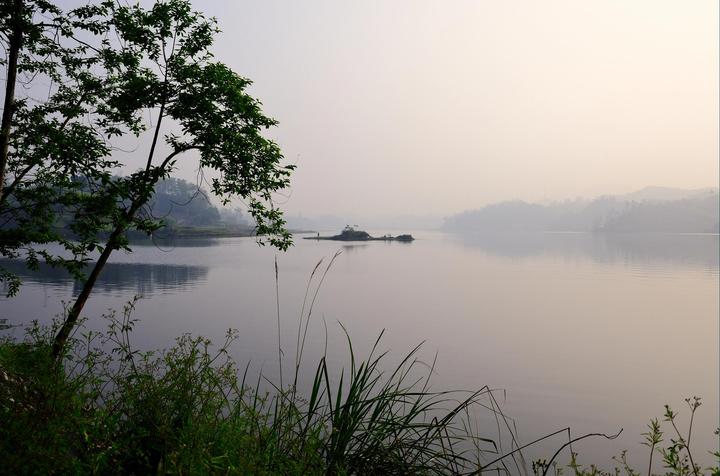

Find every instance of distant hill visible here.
[443,187,719,233]
[149,178,251,230]
[618,186,717,202]
[600,193,719,233]
[152,178,222,227]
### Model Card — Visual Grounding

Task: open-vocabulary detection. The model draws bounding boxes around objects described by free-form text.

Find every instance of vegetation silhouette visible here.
[0,1,716,474]
[305,225,415,242]
[0,0,294,358]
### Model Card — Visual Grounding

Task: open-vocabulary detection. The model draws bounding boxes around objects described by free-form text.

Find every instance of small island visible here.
[304,226,414,242]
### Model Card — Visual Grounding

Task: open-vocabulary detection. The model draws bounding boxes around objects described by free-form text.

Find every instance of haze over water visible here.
[3,231,717,467]
[1,0,717,472]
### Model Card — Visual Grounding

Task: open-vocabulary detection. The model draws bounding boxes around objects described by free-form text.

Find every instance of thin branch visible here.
[158,145,200,171]
[541,430,623,476]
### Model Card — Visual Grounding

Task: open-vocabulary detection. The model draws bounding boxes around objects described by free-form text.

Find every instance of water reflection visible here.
[0,259,209,297]
[129,236,221,248]
[339,243,369,253]
[0,231,716,466]
[450,232,719,271]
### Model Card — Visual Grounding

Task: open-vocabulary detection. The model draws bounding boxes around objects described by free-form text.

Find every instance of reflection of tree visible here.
[0,260,208,297]
[452,232,719,270]
[341,244,368,254]
[129,236,221,249]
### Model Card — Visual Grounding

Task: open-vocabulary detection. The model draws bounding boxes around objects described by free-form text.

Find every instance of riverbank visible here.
[129,226,315,239]
[1,320,715,475]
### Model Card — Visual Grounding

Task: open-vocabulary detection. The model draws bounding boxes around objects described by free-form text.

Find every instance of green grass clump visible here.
[0,302,499,475]
[1,309,718,475]
[540,399,719,476]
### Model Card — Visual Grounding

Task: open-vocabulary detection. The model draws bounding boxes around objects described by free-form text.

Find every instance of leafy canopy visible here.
[0,0,294,296]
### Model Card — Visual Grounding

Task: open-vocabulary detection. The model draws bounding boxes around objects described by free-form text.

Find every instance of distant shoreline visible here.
[131,227,316,240]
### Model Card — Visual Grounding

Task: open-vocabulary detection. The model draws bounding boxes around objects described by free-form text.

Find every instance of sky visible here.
[55,1,720,218]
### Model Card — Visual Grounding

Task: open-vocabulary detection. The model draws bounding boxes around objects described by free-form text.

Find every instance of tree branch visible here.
[159,145,200,171]
[1,99,86,205]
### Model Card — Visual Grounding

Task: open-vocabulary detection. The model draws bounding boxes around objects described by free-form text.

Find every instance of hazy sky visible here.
[188,0,718,217]
[56,1,720,217]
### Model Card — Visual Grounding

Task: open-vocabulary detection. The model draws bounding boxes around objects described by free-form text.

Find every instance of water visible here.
[1,231,718,468]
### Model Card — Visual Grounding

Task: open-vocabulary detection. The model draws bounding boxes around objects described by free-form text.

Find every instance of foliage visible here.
[1,0,295,357]
[151,177,222,228]
[0,0,293,292]
[536,398,719,476]
[0,305,507,475]
[2,310,718,475]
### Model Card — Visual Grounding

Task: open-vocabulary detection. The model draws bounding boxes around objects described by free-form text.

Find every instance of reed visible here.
[0,254,717,474]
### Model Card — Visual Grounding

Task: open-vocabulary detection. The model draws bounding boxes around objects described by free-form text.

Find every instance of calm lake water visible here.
[1,231,718,468]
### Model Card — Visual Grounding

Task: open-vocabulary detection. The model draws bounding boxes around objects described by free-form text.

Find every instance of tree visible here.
[0,0,295,359]
[152,177,222,228]
[0,0,78,294]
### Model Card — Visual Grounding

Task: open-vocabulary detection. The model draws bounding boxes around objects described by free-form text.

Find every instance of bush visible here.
[1,305,717,475]
[0,305,497,475]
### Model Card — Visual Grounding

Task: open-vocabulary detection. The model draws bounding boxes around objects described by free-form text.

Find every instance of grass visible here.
[1,315,718,475]
[0,306,508,474]
[1,254,718,474]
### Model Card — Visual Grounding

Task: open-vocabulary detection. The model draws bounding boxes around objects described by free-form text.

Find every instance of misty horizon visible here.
[280,185,719,229]
[209,0,718,217]
[55,0,716,218]
[2,1,718,471]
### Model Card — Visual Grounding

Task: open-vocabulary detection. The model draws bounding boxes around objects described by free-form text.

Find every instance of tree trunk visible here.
[51,226,123,359]
[0,0,24,198]
[52,199,144,360]
[51,91,169,360]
